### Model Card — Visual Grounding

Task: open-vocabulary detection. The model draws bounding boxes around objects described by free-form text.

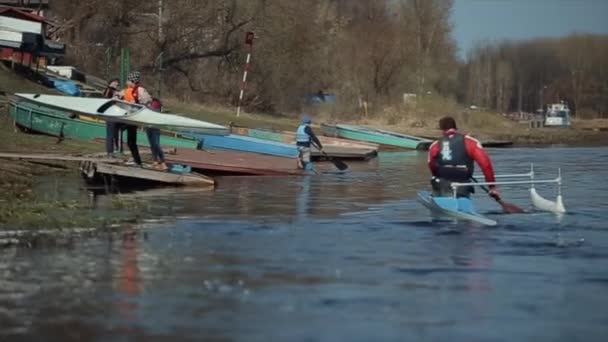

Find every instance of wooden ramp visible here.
[79,161,215,187]
[0,152,214,187]
[0,152,121,163]
[165,148,305,176]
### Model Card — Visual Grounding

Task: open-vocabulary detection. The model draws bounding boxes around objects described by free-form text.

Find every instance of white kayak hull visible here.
[14,93,229,135]
[417,191,497,226]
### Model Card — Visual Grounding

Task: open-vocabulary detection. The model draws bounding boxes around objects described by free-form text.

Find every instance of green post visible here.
[120,48,130,88]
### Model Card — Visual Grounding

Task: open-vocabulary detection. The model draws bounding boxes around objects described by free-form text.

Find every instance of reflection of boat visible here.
[544,102,571,127]
[14,93,230,135]
[321,123,432,150]
[417,191,497,226]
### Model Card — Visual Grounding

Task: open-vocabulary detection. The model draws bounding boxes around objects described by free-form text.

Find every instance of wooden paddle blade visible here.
[498,200,525,214]
[332,158,349,171]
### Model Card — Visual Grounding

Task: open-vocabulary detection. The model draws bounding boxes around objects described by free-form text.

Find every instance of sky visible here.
[452,0,608,58]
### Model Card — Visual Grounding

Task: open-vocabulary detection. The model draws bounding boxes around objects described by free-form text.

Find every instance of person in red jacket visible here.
[428,116,500,199]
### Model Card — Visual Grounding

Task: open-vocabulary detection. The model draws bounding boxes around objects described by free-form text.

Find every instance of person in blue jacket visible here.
[295,114,323,171]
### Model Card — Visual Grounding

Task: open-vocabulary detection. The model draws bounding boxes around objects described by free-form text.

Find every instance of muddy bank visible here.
[0,110,155,247]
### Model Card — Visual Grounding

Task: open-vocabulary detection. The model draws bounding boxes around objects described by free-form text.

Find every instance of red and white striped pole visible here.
[236,31,255,117]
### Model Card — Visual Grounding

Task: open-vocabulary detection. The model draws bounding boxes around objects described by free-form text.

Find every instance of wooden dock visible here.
[0,152,121,163]
[79,161,215,186]
[0,152,214,187]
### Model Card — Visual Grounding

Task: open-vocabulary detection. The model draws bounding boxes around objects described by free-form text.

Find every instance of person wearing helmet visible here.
[295,114,323,171]
[428,116,500,199]
[113,71,154,166]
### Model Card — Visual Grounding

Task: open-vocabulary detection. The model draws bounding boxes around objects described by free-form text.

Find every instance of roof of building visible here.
[0,5,47,23]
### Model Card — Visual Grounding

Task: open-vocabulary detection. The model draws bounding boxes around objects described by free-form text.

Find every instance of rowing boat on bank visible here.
[321,123,432,150]
[418,166,566,226]
[8,99,201,148]
[14,93,229,135]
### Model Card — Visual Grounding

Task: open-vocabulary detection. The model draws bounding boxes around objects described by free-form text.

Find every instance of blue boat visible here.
[189,133,298,158]
[417,191,497,226]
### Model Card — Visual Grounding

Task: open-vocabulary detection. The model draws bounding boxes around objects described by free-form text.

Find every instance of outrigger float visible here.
[418,164,566,226]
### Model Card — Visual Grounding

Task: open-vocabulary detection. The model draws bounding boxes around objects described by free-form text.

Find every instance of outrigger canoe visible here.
[14,93,229,135]
[418,165,566,226]
[417,191,497,226]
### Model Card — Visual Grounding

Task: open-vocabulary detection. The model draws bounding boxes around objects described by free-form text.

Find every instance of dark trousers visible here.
[124,125,142,165]
[145,128,164,162]
[106,121,120,154]
[106,122,141,164]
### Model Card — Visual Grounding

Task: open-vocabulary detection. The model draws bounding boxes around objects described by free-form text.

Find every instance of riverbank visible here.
[0,110,153,246]
[162,96,608,146]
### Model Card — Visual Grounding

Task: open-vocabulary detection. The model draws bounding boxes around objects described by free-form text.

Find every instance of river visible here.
[1,147,607,341]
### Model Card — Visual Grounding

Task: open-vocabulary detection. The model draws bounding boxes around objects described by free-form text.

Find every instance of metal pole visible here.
[158,0,163,98]
[451,177,561,189]
[158,0,163,42]
[157,52,163,98]
[236,32,255,117]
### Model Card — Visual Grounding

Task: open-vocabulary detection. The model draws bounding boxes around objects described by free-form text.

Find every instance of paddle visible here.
[471,176,525,214]
[96,100,116,114]
[314,143,348,171]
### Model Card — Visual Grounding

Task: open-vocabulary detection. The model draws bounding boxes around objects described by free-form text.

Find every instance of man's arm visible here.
[305,126,323,149]
[113,89,124,100]
[138,87,153,106]
[464,136,496,185]
[427,141,439,177]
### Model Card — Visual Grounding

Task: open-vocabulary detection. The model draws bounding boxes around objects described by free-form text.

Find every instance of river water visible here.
[1,147,607,341]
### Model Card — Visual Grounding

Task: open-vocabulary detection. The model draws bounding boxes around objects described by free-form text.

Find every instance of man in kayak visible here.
[295,114,323,171]
[428,116,500,199]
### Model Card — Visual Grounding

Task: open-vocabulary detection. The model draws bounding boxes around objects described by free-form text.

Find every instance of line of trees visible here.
[47,0,607,119]
[461,34,608,118]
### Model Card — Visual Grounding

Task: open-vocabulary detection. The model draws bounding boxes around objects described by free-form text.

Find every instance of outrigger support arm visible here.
[451,176,561,190]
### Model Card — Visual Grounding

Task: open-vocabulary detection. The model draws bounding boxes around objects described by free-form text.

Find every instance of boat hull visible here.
[230,127,378,160]
[417,191,497,226]
[14,93,229,135]
[190,133,299,158]
[9,100,200,148]
[321,123,432,150]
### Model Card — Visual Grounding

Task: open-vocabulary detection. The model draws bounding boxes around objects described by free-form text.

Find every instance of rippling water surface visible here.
[1,147,607,341]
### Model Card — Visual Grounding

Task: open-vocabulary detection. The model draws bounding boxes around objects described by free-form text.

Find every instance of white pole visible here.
[236,51,251,117]
[236,32,254,117]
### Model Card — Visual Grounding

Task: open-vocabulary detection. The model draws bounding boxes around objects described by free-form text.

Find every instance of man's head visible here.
[127,71,141,86]
[108,78,119,89]
[438,116,457,131]
[301,113,312,124]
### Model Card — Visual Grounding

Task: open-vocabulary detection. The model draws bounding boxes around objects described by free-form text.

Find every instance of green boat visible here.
[7,99,200,148]
[321,123,432,150]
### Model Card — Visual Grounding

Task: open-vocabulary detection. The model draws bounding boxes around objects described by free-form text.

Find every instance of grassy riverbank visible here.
[0,108,151,245]
[164,94,608,146]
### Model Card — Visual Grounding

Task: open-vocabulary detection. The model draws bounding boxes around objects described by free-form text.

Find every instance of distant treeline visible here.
[48,0,607,118]
[461,34,608,118]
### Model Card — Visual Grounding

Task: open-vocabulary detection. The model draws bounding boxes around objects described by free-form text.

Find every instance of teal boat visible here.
[321,123,432,150]
[417,191,497,226]
[8,99,200,148]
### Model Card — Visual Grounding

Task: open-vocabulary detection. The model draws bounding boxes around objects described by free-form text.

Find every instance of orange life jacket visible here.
[122,84,140,103]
